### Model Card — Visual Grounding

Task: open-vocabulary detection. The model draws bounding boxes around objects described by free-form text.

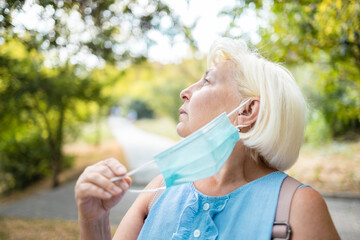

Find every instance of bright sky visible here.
[10,0,262,66]
[150,0,261,63]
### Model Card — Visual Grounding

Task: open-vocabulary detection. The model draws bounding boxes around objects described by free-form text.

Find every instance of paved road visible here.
[108,116,175,184]
[1,117,359,239]
[324,196,360,240]
[0,180,139,225]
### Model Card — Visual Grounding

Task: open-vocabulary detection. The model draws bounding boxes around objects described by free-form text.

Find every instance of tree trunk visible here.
[52,105,65,188]
[95,106,102,146]
[52,152,61,187]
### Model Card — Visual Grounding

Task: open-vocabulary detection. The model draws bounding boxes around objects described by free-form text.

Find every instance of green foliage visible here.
[1,0,193,64]
[0,0,195,190]
[111,58,205,122]
[0,130,50,192]
[129,99,154,119]
[305,110,332,145]
[0,38,105,188]
[223,0,360,140]
[150,70,194,121]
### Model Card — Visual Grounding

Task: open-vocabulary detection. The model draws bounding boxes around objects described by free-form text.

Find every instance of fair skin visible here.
[75,61,340,239]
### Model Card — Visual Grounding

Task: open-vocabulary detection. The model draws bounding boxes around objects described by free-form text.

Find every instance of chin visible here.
[176,123,188,138]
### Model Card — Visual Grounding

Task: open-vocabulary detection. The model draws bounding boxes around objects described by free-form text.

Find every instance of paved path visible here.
[108,116,175,184]
[0,117,359,239]
[0,180,140,225]
[324,196,360,239]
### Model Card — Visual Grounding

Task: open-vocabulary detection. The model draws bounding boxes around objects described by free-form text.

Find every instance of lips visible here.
[179,108,186,115]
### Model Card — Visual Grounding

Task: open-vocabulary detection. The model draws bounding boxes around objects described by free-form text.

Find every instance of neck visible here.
[194,141,276,196]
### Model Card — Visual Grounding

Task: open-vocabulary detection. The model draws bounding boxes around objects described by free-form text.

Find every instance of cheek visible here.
[189,93,209,114]
[188,90,220,127]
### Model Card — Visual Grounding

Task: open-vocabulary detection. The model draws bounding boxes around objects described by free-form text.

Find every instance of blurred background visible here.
[0,0,359,239]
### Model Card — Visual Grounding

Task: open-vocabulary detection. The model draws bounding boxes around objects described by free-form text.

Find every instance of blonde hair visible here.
[208,37,307,171]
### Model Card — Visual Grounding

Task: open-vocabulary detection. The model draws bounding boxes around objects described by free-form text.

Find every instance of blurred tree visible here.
[113,58,205,122]
[0,0,194,188]
[129,99,153,119]
[0,39,104,188]
[1,0,195,65]
[150,58,206,121]
[222,0,360,137]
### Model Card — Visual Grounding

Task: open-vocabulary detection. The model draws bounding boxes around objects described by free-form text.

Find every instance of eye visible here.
[203,78,210,85]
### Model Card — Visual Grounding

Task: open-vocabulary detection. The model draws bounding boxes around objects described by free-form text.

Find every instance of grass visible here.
[287,141,360,194]
[0,216,118,240]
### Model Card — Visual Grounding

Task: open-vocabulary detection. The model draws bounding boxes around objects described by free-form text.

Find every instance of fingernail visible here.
[117,166,126,175]
[120,181,129,189]
[104,192,112,198]
[113,186,122,194]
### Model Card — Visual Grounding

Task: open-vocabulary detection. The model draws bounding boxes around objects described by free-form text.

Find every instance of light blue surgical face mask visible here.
[112,98,251,192]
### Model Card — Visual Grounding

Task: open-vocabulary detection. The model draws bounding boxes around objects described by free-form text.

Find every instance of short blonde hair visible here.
[208,37,307,171]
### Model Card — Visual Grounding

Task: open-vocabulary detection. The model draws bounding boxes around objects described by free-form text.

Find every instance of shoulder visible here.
[289,186,340,239]
[144,174,164,191]
[138,174,164,215]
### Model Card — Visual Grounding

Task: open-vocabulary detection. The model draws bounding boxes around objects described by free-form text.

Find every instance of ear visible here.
[236,97,260,128]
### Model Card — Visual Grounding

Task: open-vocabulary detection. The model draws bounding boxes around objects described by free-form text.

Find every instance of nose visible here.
[180,86,191,102]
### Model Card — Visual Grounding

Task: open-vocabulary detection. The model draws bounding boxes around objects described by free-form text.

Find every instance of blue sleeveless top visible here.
[138,171,289,240]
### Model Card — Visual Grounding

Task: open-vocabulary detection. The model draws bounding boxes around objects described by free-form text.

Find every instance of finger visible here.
[110,177,132,197]
[79,165,110,184]
[78,182,113,200]
[93,164,116,179]
[84,160,124,179]
[85,172,123,196]
[123,176,132,186]
[102,158,127,176]
[117,178,131,191]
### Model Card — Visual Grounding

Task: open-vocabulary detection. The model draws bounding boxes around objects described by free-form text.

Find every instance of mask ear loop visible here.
[110,159,167,194]
[128,186,166,193]
[235,124,250,132]
[111,159,155,182]
[227,98,251,118]
[227,98,251,132]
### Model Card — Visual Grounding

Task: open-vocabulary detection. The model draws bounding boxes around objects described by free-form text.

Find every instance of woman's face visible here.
[177,61,242,137]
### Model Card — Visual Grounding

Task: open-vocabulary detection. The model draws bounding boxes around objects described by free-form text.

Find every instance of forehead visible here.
[206,61,234,82]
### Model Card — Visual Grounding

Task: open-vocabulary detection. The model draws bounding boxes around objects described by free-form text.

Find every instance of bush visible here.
[128,99,154,119]
[305,110,332,145]
[0,131,51,193]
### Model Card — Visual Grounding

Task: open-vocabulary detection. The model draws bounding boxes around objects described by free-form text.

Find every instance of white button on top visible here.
[193,229,201,237]
[203,203,210,211]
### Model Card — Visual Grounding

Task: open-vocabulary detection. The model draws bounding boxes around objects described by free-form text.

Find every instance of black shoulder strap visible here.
[272,176,302,240]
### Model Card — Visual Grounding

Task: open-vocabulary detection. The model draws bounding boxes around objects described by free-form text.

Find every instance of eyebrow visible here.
[204,70,210,78]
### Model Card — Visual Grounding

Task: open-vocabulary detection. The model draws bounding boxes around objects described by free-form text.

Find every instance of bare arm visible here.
[290,187,340,240]
[112,175,164,240]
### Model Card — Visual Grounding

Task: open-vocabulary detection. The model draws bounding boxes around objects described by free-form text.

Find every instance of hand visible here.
[75,158,131,221]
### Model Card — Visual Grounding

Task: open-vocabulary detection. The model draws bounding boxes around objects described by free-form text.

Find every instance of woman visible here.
[75,38,340,239]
